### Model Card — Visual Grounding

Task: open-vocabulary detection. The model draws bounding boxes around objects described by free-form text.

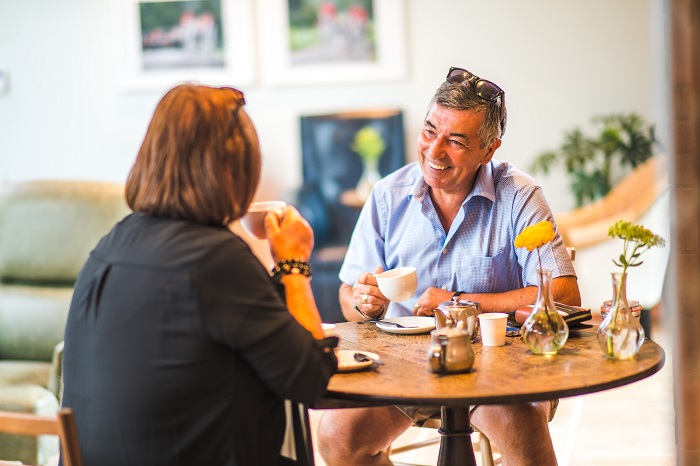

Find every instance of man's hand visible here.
[412,286,454,316]
[352,266,389,319]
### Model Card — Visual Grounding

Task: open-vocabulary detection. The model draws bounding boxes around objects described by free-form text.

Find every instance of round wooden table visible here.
[314,321,666,466]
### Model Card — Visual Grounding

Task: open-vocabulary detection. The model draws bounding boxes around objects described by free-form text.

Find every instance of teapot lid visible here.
[437,299,478,309]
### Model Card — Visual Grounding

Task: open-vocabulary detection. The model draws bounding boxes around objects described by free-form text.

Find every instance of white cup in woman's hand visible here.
[241,201,286,239]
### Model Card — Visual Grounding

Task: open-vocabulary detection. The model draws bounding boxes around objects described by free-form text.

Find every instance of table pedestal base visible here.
[437,406,476,466]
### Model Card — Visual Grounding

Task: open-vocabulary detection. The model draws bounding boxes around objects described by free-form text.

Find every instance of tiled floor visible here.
[309,319,676,466]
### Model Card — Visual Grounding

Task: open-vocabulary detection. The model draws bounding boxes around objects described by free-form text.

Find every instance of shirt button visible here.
[442,248,448,254]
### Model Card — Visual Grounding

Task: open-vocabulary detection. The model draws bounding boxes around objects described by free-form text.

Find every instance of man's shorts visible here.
[397,399,560,428]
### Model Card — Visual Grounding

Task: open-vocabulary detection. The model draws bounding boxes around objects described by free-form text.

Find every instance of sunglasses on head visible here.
[221,86,246,112]
[446,67,504,101]
[446,67,506,134]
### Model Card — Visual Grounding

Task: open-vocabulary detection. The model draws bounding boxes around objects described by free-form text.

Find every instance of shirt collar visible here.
[467,161,496,204]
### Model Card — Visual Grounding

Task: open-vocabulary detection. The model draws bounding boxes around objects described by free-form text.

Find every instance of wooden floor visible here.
[310,317,676,466]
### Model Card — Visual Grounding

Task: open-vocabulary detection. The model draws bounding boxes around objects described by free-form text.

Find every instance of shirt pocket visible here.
[458,248,513,293]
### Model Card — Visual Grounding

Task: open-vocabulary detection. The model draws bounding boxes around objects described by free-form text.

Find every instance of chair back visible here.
[0,408,82,466]
[0,180,131,362]
[0,180,130,284]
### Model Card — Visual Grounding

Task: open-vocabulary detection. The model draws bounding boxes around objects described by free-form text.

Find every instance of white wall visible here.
[0,0,659,215]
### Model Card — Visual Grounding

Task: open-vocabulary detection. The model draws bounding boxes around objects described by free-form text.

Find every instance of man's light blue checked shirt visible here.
[339,160,576,318]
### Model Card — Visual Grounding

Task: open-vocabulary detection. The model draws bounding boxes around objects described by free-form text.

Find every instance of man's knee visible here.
[471,402,552,440]
[317,407,413,464]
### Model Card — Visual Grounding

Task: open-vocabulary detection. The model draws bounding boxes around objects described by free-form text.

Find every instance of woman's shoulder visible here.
[97,214,251,270]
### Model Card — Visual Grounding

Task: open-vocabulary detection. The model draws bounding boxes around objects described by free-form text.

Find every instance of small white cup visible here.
[375,267,418,302]
[321,323,337,338]
[241,201,286,239]
[478,313,508,347]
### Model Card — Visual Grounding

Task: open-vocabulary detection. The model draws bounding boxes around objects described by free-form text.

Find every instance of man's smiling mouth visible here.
[428,161,449,171]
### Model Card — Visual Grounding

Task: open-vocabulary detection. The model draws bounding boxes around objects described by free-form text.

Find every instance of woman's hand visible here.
[265,206,314,262]
[353,267,389,319]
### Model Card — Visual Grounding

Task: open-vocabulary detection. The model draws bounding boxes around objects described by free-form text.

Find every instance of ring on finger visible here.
[414,303,420,309]
[361,293,369,303]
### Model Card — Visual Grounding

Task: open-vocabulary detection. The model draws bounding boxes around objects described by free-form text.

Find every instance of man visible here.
[317,67,580,466]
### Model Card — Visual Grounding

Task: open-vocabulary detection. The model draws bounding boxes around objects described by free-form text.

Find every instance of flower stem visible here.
[607,269,626,356]
[536,249,556,329]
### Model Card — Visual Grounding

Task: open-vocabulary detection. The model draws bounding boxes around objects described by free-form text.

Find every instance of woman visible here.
[61,84,337,465]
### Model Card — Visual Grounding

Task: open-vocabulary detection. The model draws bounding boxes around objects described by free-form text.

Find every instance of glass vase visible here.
[521,269,569,355]
[596,272,645,359]
[355,157,381,202]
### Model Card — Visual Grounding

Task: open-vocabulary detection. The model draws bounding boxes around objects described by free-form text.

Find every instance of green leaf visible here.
[530,112,656,208]
[530,151,559,175]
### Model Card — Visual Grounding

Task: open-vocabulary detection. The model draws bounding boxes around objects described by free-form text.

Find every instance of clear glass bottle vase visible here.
[596,272,645,359]
[355,157,381,202]
[521,269,569,355]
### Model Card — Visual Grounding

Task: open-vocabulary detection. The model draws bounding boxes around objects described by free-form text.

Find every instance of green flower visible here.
[604,220,665,356]
[351,126,386,163]
[608,220,665,271]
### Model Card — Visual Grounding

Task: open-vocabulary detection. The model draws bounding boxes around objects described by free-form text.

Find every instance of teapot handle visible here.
[428,335,449,375]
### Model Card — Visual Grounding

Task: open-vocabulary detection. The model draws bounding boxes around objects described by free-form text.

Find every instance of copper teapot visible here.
[427,323,474,374]
[435,299,480,341]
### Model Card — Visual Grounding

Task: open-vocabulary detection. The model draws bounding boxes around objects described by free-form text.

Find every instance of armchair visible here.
[292,110,406,322]
[0,180,130,464]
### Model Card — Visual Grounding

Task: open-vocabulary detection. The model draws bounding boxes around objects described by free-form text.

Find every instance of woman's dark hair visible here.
[126,84,260,226]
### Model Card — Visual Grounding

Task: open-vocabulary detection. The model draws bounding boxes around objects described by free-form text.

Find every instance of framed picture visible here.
[256,0,406,86]
[113,0,255,91]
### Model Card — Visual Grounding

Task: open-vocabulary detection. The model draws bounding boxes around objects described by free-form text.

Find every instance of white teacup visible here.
[241,201,286,239]
[478,313,508,347]
[375,267,418,302]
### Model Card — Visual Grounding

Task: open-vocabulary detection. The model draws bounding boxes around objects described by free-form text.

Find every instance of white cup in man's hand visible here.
[375,267,418,302]
[241,201,287,239]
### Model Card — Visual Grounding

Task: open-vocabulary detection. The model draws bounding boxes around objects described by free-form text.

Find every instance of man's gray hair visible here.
[429,81,507,148]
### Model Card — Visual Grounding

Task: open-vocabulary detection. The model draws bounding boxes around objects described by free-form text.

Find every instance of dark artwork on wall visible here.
[294,109,405,322]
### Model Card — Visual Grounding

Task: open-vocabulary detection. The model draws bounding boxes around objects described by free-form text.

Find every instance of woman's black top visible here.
[61,213,337,466]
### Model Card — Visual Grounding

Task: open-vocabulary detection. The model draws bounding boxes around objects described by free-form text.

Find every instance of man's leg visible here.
[471,401,557,466]
[317,406,413,466]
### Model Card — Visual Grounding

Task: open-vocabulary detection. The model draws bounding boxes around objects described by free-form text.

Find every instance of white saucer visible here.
[336,350,380,372]
[375,316,435,335]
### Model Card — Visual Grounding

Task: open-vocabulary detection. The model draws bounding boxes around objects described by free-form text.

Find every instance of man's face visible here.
[417,103,500,197]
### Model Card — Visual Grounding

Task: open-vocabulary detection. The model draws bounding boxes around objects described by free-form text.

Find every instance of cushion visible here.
[0,180,130,283]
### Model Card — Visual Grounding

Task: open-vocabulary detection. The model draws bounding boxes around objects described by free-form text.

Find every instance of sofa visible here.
[0,180,130,464]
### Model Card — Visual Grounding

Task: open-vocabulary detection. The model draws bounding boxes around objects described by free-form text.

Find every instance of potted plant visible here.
[530,113,656,207]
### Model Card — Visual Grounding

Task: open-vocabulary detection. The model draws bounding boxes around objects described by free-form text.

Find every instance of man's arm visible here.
[339,283,362,321]
[452,276,581,313]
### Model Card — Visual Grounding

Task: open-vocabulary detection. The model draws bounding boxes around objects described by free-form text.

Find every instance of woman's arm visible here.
[265,206,325,339]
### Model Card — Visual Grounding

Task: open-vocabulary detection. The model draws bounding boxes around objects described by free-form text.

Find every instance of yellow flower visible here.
[514,221,555,251]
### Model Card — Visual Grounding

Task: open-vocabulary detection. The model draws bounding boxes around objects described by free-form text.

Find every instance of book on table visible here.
[511,302,592,328]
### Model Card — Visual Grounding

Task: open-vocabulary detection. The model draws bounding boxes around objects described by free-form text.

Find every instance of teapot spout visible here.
[434,309,448,329]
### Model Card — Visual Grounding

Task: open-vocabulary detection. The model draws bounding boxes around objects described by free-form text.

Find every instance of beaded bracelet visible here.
[270,259,312,282]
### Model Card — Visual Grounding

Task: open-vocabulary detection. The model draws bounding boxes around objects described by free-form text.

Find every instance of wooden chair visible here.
[554,156,668,249]
[0,408,82,466]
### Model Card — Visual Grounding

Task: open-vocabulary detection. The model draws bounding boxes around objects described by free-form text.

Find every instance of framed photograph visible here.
[257,0,406,86]
[113,0,255,91]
